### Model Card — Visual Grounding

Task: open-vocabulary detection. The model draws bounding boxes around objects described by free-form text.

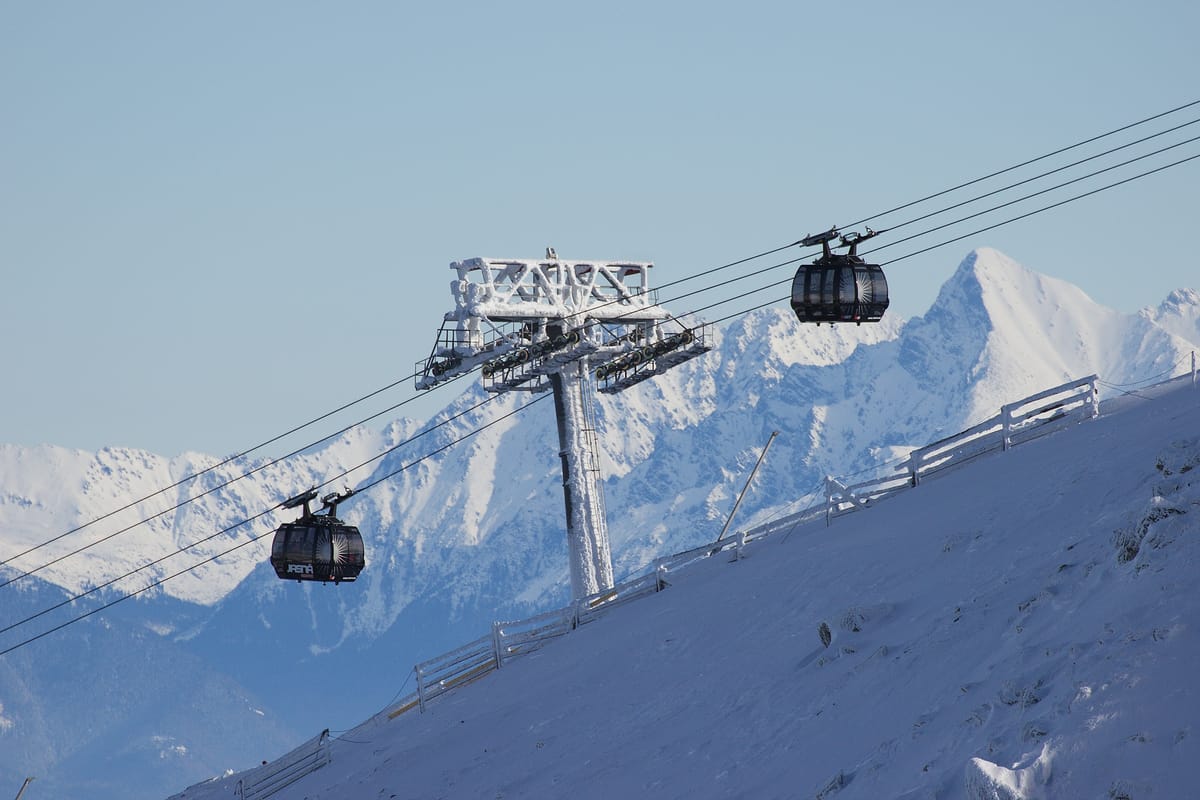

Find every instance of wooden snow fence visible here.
[168,730,333,799]
[404,570,670,714]
[234,729,331,800]
[823,375,1099,521]
[413,634,498,712]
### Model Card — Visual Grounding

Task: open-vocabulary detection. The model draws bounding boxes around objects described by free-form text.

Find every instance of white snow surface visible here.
[175,378,1200,800]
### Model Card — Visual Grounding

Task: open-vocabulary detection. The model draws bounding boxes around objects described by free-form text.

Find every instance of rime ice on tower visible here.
[416,251,711,599]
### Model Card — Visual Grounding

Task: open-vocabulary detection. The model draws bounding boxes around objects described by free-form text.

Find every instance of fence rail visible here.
[166,730,333,800]
[236,730,330,800]
[909,414,1006,484]
[415,634,497,711]
[822,375,1099,518]
[495,606,576,661]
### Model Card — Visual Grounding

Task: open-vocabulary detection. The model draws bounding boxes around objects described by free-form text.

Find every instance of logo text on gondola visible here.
[287,564,313,575]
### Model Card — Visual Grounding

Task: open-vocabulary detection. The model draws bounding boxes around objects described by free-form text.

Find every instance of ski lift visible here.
[270,488,365,583]
[791,227,889,325]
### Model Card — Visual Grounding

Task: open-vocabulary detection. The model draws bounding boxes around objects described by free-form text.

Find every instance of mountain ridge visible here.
[3,248,1197,610]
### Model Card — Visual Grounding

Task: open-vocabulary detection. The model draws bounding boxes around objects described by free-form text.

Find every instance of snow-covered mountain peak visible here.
[722,303,903,372]
[1160,286,1200,308]
[941,246,1105,328]
[1143,286,1200,342]
[902,249,1115,418]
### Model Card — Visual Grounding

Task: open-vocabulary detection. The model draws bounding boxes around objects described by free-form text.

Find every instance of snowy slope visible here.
[177,377,1200,800]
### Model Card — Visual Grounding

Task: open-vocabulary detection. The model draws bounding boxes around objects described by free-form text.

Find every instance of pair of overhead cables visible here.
[2,98,1198,656]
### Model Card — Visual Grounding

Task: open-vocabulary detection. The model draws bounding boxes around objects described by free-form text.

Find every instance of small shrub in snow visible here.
[839,608,866,633]
[998,679,1043,708]
[814,770,845,798]
[1114,504,1186,564]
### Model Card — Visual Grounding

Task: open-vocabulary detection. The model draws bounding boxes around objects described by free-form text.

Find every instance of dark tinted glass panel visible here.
[286,527,315,562]
[791,269,806,305]
[870,268,889,303]
[341,528,365,561]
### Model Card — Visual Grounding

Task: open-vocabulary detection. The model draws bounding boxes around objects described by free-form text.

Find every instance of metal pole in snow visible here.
[14,778,34,800]
[491,621,504,669]
[716,431,779,544]
[1192,350,1196,387]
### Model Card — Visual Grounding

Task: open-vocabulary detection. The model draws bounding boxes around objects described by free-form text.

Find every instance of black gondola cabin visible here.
[791,228,889,325]
[270,489,365,583]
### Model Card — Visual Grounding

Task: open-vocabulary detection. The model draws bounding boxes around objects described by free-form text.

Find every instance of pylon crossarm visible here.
[595,322,713,393]
[416,320,524,390]
[451,257,669,323]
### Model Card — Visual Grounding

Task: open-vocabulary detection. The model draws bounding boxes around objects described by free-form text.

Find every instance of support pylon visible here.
[550,360,613,598]
[417,252,711,600]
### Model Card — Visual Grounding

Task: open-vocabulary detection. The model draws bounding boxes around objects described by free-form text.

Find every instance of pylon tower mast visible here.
[417,251,711,600]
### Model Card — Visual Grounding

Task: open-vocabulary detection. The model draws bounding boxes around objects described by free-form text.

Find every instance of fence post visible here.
[1001,402,1013,450]
[491,621,504,669]
[909,449,921,487]
[655,562,668,591]
[415,665,427,713]
[824,476,835,527]
[1088,376,1100,419]
[318,729,331,767]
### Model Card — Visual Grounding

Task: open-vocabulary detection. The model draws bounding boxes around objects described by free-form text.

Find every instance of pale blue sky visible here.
[2,1,1197,456]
